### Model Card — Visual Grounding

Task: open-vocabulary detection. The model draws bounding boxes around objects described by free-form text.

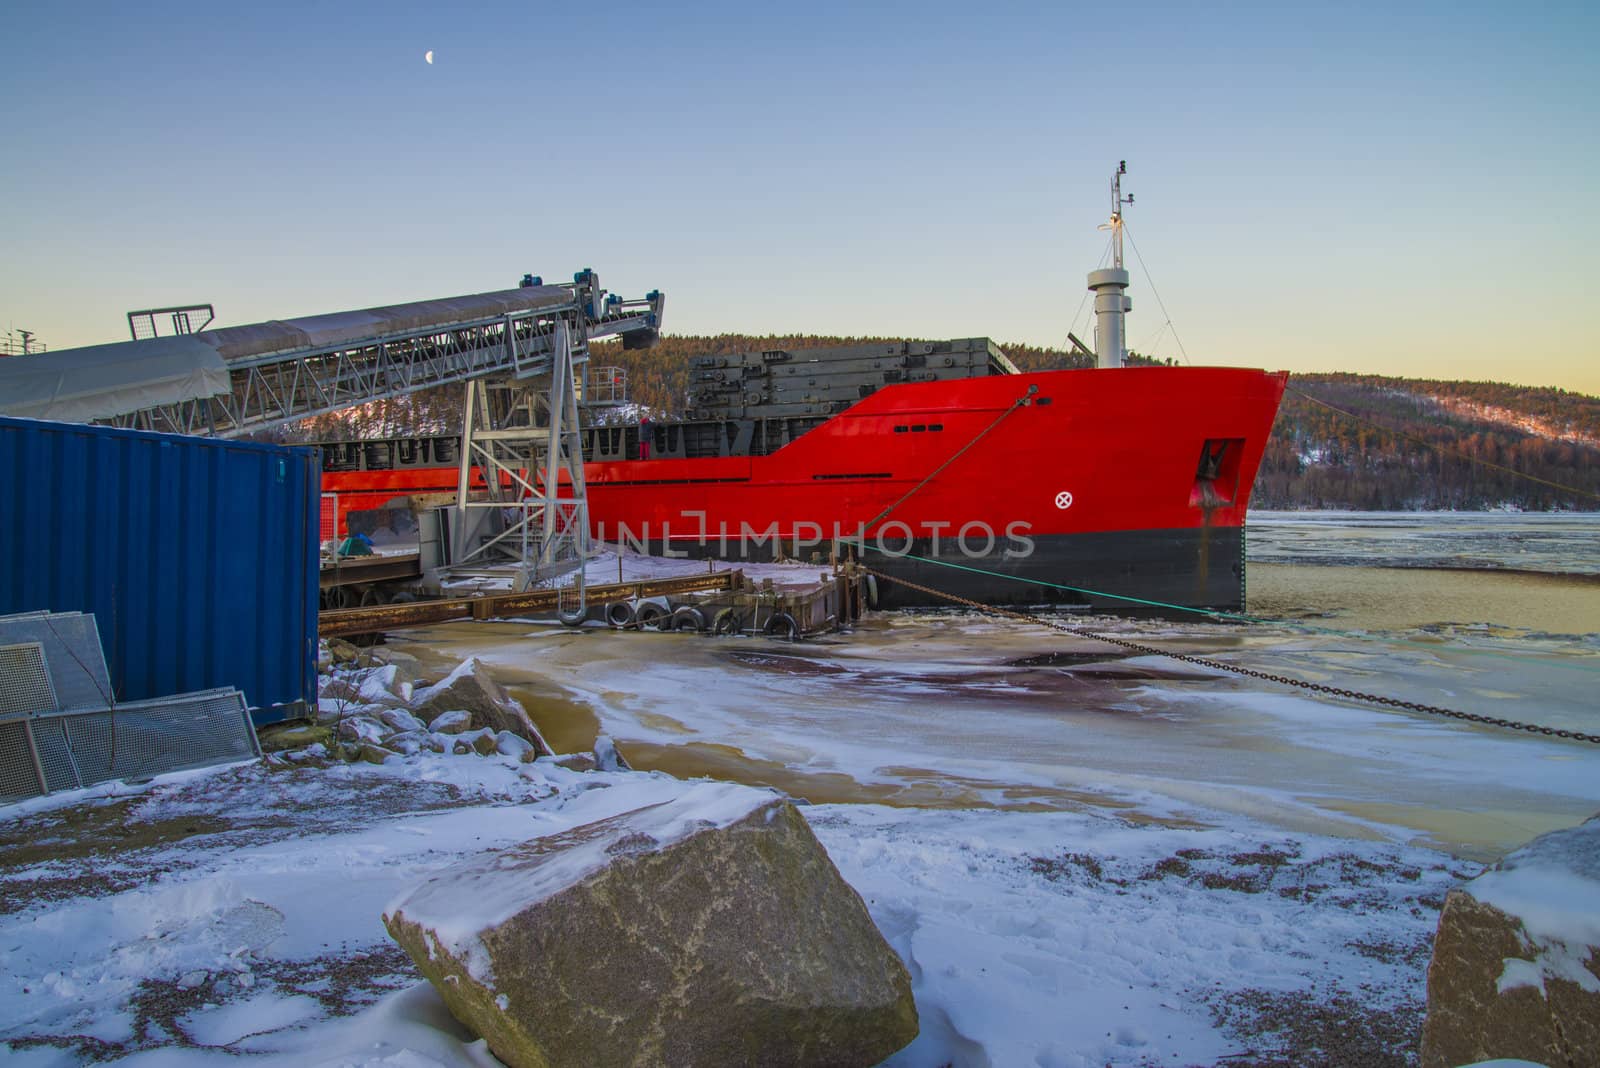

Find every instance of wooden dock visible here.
[319,570,744,637]
[318,566,866,640]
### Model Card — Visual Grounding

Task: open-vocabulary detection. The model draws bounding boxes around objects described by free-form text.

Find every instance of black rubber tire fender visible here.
[635,601,670,630]
[558,605,588,628]
[711,608,743,636]
[605,600,636,629]
[763,611,800,641]
[864,574,879,610]
[671,606,708,633]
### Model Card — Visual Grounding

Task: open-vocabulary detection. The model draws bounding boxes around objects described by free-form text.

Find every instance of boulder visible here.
[320,666,409,709]
[385,731,425,756]
[423,732,453,754]
[384,783,917,1068]
[453,728,501,757]
[325,637,363,665]
[410,658,551,755]
[429,709,473,735]
[359,744,399,765]
[1421,814,1600,1068]
[257,724,333,754]
[318,675,358,702]
[494,730,538,762]
[379,708,426,735]
[337,715,389,747]
[314,700,345,727]
[361,664,414,705]
[366,647,422,686]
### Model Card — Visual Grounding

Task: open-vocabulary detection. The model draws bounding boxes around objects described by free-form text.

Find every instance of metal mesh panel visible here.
[0,613,112,711]
[0,721,46,803]
[0,643,57,716]
[28,718,82,793]
[61,689,258,788]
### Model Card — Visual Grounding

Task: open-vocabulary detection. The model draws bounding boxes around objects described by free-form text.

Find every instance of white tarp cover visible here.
[0,336,231,424]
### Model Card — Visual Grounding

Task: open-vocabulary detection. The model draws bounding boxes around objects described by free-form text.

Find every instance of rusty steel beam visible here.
[319,570,744,638]
[320,552,424,589]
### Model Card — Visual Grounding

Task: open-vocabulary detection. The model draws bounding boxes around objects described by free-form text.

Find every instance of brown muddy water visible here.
[390,562,1600,861]
[1247,562,1600,636]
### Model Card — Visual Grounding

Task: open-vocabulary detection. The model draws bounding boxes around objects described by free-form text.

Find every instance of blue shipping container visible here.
[0,416,318,723]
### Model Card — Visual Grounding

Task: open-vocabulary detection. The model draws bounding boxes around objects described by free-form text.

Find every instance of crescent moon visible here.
[424,50,434,64]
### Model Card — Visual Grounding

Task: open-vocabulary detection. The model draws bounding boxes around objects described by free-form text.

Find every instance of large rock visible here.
[319,664,411,709]
[325,637,363,665]
[428,709,473,735]
[411,658,552,754]
[384,782,918,1067]
[379,708,426,735]
[337,715,388,747]
[1421,814,1600,1068]
[256,723,334,754]
[453,728,501,756]
[494,730,539,762]
[365,646,422,686]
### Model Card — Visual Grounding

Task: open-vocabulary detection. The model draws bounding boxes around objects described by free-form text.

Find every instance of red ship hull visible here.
[322,365,1287,614]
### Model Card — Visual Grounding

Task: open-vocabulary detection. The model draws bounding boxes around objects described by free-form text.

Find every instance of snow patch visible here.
[1468,819,1600,997]
[1495,957,1546,996]
[180,992,324,1046]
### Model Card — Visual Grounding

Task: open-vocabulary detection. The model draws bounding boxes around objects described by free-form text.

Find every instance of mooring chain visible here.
[858,566,1600,746]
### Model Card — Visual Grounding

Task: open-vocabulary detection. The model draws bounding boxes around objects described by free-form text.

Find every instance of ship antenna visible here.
[1087,160,1134,368]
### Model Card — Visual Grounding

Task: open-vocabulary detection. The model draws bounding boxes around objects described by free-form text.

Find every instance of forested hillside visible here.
[1255,374,1600,510]
[278,335,1600,511]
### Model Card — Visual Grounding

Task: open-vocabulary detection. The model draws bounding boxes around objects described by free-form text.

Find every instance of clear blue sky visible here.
[4,0,1597,393]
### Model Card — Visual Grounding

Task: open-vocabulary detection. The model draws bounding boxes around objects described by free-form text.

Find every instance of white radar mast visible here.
[1087,161,1134,368]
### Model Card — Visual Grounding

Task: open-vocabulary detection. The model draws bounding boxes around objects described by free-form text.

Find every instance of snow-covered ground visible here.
[0,750,1471,1068]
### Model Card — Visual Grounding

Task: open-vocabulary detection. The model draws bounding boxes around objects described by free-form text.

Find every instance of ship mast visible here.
[1087,161,1134,368]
